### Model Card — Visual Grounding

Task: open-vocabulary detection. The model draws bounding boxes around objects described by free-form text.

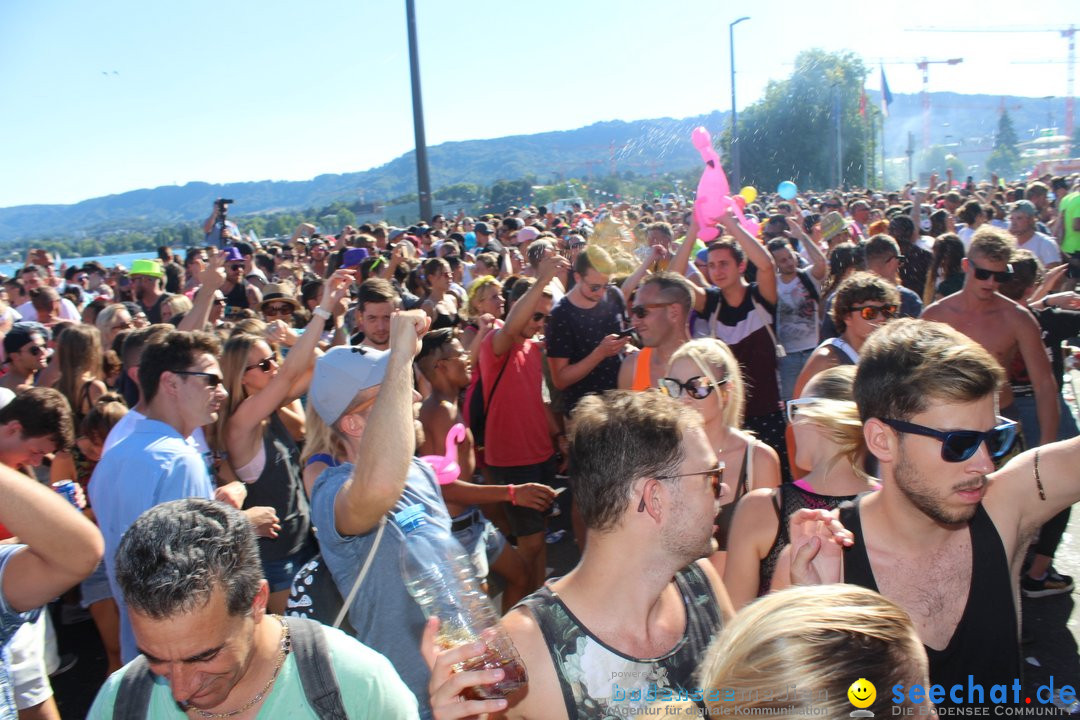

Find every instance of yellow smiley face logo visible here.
[848,678,876,709]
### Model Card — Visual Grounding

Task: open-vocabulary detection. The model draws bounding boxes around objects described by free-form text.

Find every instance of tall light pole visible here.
[406,0,433,222]
[729,16,750,189]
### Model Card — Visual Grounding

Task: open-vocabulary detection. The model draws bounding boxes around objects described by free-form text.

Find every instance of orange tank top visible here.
[631,347,654,392]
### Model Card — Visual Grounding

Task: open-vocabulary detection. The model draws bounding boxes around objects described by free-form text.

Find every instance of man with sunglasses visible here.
[219,246,262,312]
[0,323,49,394]
[617,272,693,392]
[481,257,567,593]
[89,330,240,664]
[495,391,734,719]
[785,319,1080,711]
[547,246,629,412]
[923,229,1059,450]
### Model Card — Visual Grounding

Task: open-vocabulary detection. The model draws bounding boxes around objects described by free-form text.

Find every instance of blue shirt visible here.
[0,545,40,720]
[88,418,214,662]
[309,459,450,719]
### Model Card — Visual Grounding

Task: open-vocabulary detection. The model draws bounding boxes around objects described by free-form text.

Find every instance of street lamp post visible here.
[729,16,750,190]
[405,0,433,222]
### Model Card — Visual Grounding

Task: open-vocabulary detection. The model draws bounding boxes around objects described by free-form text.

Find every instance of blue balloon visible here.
[777,181,798,200]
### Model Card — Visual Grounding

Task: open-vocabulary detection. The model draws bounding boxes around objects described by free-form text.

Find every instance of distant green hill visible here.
[0,92,1067,242]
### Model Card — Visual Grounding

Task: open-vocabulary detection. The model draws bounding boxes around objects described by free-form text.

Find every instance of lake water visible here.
[0,250,160,278]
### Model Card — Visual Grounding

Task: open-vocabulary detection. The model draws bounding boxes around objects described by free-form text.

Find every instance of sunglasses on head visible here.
[658,375,726,400]
[172,370,223,388]
[244,357,277,373]
[879,416,1018,463]
[630,302,674,319]
[639,463,726,511]
[971,262,1014,283]
[853,304,899,321]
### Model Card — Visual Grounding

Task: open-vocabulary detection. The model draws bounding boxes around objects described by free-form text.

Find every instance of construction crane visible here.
[879,58,964,151]
[906,25,1076,138]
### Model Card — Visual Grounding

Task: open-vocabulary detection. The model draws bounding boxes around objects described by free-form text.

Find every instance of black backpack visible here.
[467,350,510,451]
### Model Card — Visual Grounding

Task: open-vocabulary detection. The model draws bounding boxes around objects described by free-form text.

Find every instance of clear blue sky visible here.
[0,0,1074,208]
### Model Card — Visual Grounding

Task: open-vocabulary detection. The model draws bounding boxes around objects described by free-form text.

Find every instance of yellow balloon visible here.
[739,186,757,203]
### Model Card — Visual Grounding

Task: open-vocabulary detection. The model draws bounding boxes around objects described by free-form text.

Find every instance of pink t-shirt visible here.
[477,331,553,467]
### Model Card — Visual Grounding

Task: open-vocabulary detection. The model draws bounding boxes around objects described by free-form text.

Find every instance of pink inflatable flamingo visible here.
[420,423,467,485]
[691,127,761,240]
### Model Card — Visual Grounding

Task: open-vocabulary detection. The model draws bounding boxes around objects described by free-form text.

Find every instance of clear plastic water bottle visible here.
[397,505,528,700]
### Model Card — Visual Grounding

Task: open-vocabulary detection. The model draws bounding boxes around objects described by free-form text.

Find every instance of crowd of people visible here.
[0,173,1079,718]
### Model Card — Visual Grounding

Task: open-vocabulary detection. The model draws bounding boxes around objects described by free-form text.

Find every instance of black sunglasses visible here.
[658,375,727,400]
[879,416,1018,463]
[531,312,550,322]
[173,370,224,388]
[229,264,244,272]
[853,304,899,321]
[245,357,276,373]
[23,344,46,357]
[263,304,294,317]
[630,302,675,319]
[638,463,726,511]
[971,262,1014,283]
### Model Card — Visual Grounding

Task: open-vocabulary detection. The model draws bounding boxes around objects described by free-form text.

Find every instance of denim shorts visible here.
[263,542,318,593]
[80,560,113,608]
[451,508,507,580]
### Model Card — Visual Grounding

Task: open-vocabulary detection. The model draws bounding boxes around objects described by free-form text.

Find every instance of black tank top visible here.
[223,281,249,309]
[713,443,753,551]
[757,483,859,596]
[242,412,313,563]
[516,563,722,719]
[839,496,1021,707]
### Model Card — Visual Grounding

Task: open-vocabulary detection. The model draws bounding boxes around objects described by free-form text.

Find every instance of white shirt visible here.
[15,298,80,322]
[1017,232,1063,268]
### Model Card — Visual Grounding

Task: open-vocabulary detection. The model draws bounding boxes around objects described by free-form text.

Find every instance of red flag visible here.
[859,92,867,118]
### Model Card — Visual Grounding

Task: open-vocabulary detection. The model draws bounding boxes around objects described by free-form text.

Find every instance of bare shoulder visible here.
[751,441,781,488]
[500,605,565,720]
[694,558,735,622]
[921,295,958,319]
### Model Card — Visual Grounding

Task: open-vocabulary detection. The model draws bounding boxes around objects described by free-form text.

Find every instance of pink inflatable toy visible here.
[420,423,467,485]
[691,127,760,240]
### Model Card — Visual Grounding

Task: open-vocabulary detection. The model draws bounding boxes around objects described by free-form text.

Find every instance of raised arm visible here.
[666,216,708,313]
[225,271,350,458]
[1,464,103,612]
[334,310,430,536]
[177,252,226,332]
[621,245,666,300]
[720,212,776,304]
[786,217,827,281]
[492,256,568,357]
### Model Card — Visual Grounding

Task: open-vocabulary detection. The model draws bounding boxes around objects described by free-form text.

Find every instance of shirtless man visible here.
[616,272,693,392]
[414,328,547,611]
[426,391,734,719]
[783,319,1080,710]
[922,227,1059,448]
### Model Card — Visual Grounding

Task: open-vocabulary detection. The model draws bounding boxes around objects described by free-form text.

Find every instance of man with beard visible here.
[307,310,449,716]
[491,391,733,720]
[784,318,1080,710]
[617,271,693,391]
[129,260,171,323]
[349,278,399,351]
